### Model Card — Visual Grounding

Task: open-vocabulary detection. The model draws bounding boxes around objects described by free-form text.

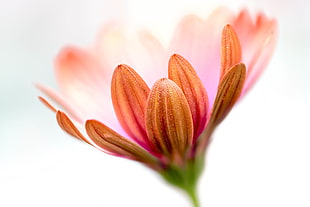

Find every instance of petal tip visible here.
[38,96,57,113]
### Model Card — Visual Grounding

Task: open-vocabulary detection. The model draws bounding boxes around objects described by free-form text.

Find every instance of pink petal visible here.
[95,22,167,86]
[233,11,278,95]
[54,46,122,133]
[37,84,84,123]
[232,9,256,49]
[169,7,235,107]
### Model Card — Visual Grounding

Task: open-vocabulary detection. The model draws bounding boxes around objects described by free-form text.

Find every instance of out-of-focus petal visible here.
[54,46,121,131]
[111,64,150,148]
[232,9,255,48]
[233,10,278,94]
[95,22,167,86]
[169,7,235,106]
[37,84,83,123]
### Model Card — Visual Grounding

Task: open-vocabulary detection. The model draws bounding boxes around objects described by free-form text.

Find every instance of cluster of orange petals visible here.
[39,8,277,170]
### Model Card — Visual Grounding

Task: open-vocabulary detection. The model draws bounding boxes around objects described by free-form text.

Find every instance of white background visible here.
[0,0,309,206]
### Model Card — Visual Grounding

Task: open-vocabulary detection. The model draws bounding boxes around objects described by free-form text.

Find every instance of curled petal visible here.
[168,54,208,140]
[38,96,90,144]
[111,64,150,147]
[220,24,242,81]
[211,63,246,126]
[85,120,158,164]
[145,78,193,162]
[56,111,91,145]
[38,96,57,113]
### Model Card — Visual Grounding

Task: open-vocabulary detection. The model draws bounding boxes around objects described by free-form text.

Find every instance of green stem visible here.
[159,157,204,207]
[185,186,200,207]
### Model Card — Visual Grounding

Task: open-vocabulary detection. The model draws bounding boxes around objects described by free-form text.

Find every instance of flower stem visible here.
[159,157,204,207]
[185,185,200,207]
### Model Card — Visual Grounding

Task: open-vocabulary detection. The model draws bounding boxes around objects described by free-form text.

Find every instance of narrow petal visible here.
[86,120,158,164]
[37,84,84,123]
[56,110,91,145]
[37,96,90,144]
[111,64,150,148]
[210,63,246,126]
[38,96,57,113]
[168,54,208,140]
[145,78,193,162]
[220,24,242,81]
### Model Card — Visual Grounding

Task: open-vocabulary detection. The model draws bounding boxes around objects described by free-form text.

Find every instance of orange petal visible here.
[111,64,150,148]
[220,24,242,81]
[211,63,246,126]
[38,96,57,113]
[38,96,89,144]
[196,63,246,154]
[168,54,208,140]
[85,120,158,164]
[145,78,193,162]
[56,111,91,145]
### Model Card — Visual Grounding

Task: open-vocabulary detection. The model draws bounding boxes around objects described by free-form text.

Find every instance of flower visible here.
[38,7,277,207]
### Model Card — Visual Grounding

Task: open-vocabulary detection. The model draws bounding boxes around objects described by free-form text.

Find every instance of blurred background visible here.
[1,0,309,206]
